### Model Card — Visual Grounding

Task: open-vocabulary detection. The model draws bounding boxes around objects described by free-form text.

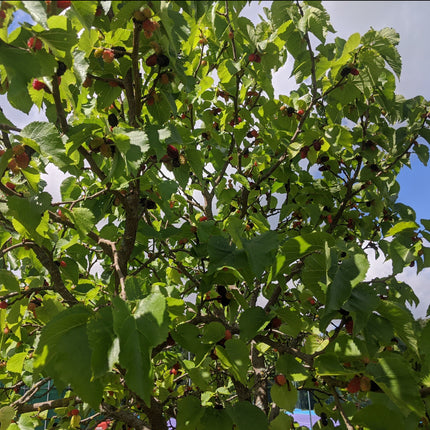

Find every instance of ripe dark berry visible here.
[300,146,309,159]
[248,53,261,63]
[286,106,295,116]
[341,67,352,77]
[271,317,282,329]
[108,113,118,127]
[345,318,353,334]
[313,139,322,151]
[112,46,126,58]
[146,53,158,67]
[56,61,67,76]
[56,1,71,9]
[140,197,157,209]
[156,54,170,67]
[347,375,361,393]
[167,144,179,159]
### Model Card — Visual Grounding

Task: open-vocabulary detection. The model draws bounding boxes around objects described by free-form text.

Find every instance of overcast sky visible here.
[2,1,429,317]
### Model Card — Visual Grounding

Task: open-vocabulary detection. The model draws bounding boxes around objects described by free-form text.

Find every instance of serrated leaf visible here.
[326,254,369,312]
[21,122,71,170]
[6,352,27,374]
[227,402,269,430]
[112,297,153,404]
[22,1,47,28]
[270,381,297,411]
[0,270,20,293]
[201,321,226,344]
[177,396,204,430]
[367,353,424,416]
[269,413,293,430]
[216,339,250,385]
[68,207,95,238]
[377,301,418,355]
[135,293,169,347]
[39,28,78,53]
[70,1,97,29]
[242,232,279,277]
[87,307,117,379]
[34,305,103,407]
[239,307,268,341]
[0,406,15,430]
[385,221,419,237]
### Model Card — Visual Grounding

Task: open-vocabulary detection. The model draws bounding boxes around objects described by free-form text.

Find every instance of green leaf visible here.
[367,353,424,416]
[60,177,81,201]
[0,45,54,113]
[34,305,103,407]
[0,406,15,430]
[8,195,51,244]
[177,396,204,430]
[22,1,48,29]
[415,143,429,166]
[377,301,418,354]
[216,339,250,385]
[112,297,153,404]
[39,28,78,53]
[302,252,329,287]
[173,323,208,358]
[282,232,334,266]
[352,403,405,430]
[325,254,369,312]
[314,353,351,376]
[87,307,118,379]
[135,293,169,347]
[70,1,97,29]
[242,232,279,277]
[6,352,27,374]
[68,207,96,239]
[270,381,297,412]
[269,413,293,430]
[94,80,122,110]
[385,221,419,237]
[0,270,20,293]
[227,401,269,430]
[21,122,71,170]
[276,354,308,382]
[208,236,236,272]
[239,307,268,340]
[218,59,240,84]
[342,284,380,332]
[201,407,234,430]
[201,321,226,344]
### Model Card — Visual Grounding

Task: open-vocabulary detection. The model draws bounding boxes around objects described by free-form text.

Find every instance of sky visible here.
[1,1,429,316]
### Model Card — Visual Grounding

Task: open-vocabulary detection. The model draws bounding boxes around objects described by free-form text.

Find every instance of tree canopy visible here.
[0,1,430,429]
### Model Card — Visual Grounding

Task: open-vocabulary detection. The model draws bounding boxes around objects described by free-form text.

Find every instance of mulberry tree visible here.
[0,1,429,429]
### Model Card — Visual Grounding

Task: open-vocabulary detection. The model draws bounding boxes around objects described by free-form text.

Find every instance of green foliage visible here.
[0,1,429,429]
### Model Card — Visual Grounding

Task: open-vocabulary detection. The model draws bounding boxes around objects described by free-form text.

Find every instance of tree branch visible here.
[100,401,151,430]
